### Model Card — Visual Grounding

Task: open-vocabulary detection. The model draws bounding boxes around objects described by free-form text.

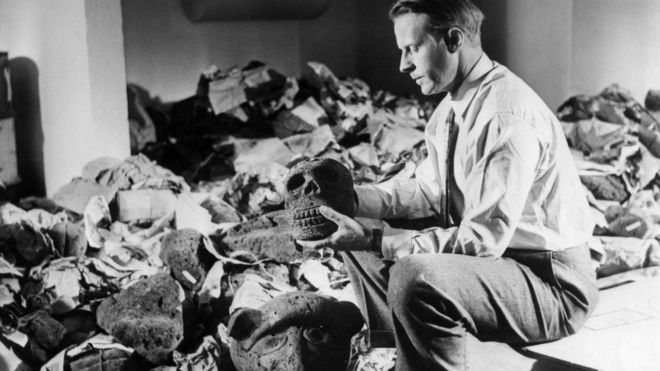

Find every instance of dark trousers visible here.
[341,246,599,371]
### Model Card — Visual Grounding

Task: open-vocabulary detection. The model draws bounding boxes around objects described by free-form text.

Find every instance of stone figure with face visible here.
[284,158,357,241]
[227,291,364,371]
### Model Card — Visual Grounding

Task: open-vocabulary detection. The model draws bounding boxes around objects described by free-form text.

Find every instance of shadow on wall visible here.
[10,57,45,197]
[479,0,508,65]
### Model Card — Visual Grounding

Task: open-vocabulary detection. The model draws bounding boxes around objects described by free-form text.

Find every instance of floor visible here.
[469,337,590,371]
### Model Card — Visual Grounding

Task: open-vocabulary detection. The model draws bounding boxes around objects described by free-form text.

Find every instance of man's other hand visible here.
[296,206,373,252]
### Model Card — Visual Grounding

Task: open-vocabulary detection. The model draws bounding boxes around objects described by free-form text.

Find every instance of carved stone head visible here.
[284,158,356,240]
[227,292,364,371]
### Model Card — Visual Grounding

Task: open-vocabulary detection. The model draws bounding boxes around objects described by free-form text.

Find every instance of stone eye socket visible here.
[258,333,288,354]
[303,326,331,345]
[286,174,305,190]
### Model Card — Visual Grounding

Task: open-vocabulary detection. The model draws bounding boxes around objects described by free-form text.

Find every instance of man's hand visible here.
[296,206,373,252]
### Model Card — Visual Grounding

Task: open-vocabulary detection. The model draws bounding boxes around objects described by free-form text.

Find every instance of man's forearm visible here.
[354,184,390,219]
[355,180,437,220]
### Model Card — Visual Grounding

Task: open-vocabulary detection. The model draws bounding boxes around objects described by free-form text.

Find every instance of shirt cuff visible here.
[354,185,384,218]
[381,229,415,260]
[411,231,440,254]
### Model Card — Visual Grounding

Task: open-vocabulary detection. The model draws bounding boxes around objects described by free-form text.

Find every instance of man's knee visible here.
[387,255,447,315]
[387,256,419,310]
[386,254,474,319]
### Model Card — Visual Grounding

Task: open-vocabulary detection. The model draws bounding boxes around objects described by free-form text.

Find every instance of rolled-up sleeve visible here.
[411,114,542,257]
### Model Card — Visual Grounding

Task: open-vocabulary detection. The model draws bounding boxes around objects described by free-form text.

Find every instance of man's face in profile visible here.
[394,12,458,95]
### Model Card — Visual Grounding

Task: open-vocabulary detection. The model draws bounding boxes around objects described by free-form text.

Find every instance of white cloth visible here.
[356,54,594,258]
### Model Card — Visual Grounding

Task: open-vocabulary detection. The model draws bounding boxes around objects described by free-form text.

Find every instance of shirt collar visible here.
[448,53,494,119]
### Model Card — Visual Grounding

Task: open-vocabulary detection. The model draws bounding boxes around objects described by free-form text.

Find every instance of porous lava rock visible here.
[160,228,215,292]
[96,273,183,365]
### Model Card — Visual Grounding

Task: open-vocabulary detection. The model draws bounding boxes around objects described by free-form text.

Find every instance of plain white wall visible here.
[504,0,574,111]
[504,0,660,108]
[85,0,132,162]
[0,0,130,195]
[572,0,660,101]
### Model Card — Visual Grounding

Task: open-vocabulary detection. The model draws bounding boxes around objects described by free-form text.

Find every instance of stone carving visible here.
[215,210,302,263]
[284,158,356,241]
[227,291,364,371]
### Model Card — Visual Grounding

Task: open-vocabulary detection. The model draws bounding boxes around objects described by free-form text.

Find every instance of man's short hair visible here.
[389,0,484,44]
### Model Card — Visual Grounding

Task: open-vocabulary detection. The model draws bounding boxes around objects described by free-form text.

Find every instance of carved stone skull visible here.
[227,291,364,371]
[284,158,356,240]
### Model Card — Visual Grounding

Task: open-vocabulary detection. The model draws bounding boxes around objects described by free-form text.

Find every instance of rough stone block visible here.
[96,273,183,365]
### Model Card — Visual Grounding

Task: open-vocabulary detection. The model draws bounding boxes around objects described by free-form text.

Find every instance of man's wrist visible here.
[368,227,383,254]
[381,229,416,261]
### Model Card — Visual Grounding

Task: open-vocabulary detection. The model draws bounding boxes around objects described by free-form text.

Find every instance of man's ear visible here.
[444,28,464,53]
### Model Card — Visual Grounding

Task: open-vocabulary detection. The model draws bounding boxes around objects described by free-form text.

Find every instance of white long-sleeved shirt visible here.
[356,54,594,258]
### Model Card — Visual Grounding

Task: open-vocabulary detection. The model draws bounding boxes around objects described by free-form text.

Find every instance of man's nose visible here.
[399,54,413,74]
